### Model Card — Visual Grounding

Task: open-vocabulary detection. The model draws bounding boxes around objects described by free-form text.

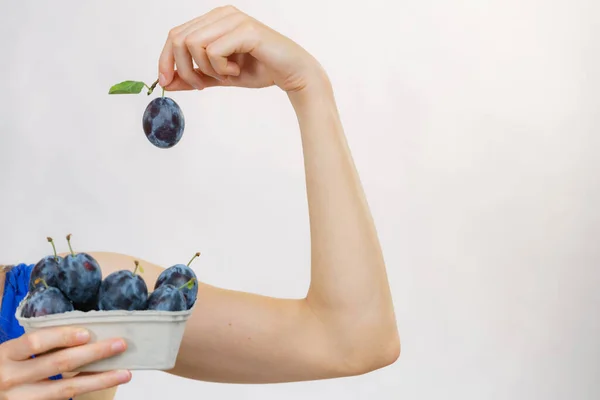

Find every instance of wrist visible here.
[287,68,335,115]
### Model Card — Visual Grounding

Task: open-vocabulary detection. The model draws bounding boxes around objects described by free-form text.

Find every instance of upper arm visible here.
[86,252,351,383]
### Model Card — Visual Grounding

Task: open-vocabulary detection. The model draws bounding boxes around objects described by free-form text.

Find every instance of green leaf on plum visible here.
[108,80,146,94]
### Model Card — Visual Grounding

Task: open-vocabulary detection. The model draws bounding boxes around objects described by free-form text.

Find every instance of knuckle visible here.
[99,342,114,358]
[0,369,16,391]
[221,5,238,12]
[24,334,42,355]
[232,12,248,24]
[241,20,257,34]
[189,32,210,49]
[168,28,179,41]
[183,34,196,48]
[58,384,77,400]
[52,354,74,374]
[172,34,185,48]
[61,327,75,345]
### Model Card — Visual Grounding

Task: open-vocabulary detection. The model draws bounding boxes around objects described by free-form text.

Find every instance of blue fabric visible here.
[1,263,66,387]
[0,263,33,343]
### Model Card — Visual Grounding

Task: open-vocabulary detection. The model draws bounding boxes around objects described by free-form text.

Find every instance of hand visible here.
[0,327,130,400]
[158,5,328,94]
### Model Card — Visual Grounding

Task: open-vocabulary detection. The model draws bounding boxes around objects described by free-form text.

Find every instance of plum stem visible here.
[147,78,159,95]
[34,277,49,289]
[133,260,144,275]
[66,234,75,256]
[162,87,165,97]
[47,237,58,262]
[187,252,201,267]
[178,278,196,291]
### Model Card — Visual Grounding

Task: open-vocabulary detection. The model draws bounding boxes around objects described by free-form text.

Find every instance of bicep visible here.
[87,252,346,383]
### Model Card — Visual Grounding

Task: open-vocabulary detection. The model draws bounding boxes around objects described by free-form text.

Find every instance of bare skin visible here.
[0,6,399,400]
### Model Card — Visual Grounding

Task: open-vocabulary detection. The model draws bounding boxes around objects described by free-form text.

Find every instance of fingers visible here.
[184,12,247,80]
[158,39,174,87]
[13,338,127,385]
[164,69,224,91]
[6,327,91,361]
[206,22,258,76]
[172,38,205,90]
[158,5,239,87]
[187,46,220,81]
[16,370,131,400]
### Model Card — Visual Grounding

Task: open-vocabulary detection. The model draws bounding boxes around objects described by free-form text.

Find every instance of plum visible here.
[98,260,148,311]
[108,79,185,149]
[154,252,200,309]
[142,97,185,149]
[29,237,63,292]
[147,283,187,312]
[57,234,102,311]
[21,279,74,318]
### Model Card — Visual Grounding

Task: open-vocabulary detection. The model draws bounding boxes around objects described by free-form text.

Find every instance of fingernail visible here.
[158,73,167,86]
[193,83,204,90]
[111,340,126,352]
[115,370,131,383]
[76,330,90,342]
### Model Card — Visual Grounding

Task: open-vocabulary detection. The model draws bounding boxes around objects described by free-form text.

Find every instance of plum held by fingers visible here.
[142,97,185,149]
[108,79,185,149]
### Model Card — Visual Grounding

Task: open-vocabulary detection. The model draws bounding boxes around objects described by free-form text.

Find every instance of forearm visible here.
[289,75,399,368]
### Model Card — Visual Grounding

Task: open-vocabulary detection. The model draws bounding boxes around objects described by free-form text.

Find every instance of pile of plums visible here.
[21,235,199,318]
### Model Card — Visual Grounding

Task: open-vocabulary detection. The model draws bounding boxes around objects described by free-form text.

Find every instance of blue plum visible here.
[154,252,200,309]
[98,261,148,311]
[142,97,185,149]
[147,284,186,311]
[21,279,74,318]
[29,237,62,292]
[57,234,102,311]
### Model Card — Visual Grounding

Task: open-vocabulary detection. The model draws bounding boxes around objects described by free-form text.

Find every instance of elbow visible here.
[305,296,400,377]
[337,325,401,376]
[382,332,401,368]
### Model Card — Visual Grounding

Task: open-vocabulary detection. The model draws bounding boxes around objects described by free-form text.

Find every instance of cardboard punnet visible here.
[16,298,194,372]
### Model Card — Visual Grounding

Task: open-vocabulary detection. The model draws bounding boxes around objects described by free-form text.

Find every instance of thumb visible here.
[158,40,175,87]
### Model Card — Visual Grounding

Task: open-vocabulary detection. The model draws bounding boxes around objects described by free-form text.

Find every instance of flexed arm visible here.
[88,5,399,384]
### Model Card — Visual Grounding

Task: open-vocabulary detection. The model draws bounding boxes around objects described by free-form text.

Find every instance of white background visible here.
[1,0,599,399]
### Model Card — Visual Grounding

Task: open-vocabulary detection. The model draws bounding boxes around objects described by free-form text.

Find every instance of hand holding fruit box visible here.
[16,235,200,372]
